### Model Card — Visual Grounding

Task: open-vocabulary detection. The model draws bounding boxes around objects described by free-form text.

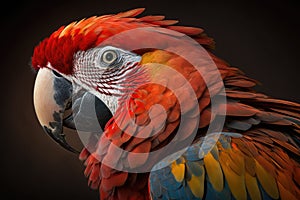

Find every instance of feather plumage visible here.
[32,8,300,200]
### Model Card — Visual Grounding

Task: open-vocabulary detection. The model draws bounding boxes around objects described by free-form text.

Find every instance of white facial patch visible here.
[72,46,142,114]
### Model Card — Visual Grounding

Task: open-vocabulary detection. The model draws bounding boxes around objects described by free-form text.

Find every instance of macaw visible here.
[32,8,300,200]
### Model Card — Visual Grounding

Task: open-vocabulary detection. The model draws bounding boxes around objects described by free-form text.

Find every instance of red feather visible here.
[32,8,300,200]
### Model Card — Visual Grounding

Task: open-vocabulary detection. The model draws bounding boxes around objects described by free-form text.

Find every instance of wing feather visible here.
[72,8,300,200]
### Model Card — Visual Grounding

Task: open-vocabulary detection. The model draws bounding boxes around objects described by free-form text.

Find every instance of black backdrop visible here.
[1,0,299,199]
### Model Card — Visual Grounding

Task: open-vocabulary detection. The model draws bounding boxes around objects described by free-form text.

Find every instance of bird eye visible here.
[101,50,118,65]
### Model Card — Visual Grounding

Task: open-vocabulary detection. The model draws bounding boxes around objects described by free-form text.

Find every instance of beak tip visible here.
[43,126,80,154]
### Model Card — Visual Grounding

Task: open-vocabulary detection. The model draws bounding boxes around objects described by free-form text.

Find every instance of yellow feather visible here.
[59,22,76,38]
[171,161,185,182]
[220,152,247,200]
[228,149,245,176]
[141,51,177,79]
[245,155,256,176]
[204,152,224,192]
[141,50,172,65]
[245,172,262,200]
[187,168,205,198]
[255,160,279,199]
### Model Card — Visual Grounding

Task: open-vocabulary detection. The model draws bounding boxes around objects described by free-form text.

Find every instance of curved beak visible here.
[33,68,79,153]
[33,68,113,153]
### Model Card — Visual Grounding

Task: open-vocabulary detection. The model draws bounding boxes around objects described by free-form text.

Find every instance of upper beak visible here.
[33,68,79,153]
[33,68,113,153]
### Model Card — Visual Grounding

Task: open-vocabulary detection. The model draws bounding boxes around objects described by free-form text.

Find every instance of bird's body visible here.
[32,8,300,200]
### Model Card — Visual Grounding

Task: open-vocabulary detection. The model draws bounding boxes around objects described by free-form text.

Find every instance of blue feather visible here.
[186,161,203,177]
[185,145,201,161]
[204,176,232,200]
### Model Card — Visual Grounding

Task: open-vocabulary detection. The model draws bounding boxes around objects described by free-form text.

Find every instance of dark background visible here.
[1,0,299,199]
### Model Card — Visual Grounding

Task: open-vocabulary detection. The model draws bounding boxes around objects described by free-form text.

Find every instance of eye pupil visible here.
[102,50,118,65]
[105,53,113,61]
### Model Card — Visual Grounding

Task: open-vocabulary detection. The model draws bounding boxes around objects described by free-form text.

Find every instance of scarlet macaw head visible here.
[32,8,214,154]
[32,9,145,152]
[33,45,143,152]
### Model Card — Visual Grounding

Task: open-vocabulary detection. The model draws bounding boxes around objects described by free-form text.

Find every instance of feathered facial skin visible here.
[72,46,146,113]
[33,45,143,152]
[32,8,300,200]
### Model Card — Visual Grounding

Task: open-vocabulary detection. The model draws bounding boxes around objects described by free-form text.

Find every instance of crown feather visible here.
[32,8,214,75]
